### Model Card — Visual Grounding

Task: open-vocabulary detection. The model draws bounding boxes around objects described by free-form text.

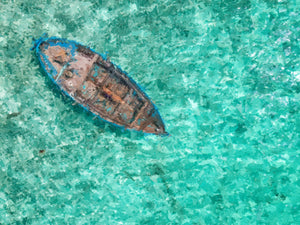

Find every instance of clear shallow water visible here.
[0,0,299,224]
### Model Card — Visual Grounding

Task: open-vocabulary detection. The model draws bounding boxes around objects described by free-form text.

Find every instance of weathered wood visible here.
[34,37,167,135]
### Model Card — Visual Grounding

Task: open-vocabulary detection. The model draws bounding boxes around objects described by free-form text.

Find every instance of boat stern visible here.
[138,107,168,136]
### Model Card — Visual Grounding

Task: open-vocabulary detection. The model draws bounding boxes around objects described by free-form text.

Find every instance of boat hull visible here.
[32,36,167,135]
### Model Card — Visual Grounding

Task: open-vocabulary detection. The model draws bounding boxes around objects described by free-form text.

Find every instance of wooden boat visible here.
[32,36,168,135]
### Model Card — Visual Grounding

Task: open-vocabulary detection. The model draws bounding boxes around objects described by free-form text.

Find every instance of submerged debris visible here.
[6,112,21,119]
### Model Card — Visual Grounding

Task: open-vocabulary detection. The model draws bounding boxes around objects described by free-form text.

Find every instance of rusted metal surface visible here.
[33,37,167,135]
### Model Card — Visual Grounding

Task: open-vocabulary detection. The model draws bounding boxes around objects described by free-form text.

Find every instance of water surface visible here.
[0,0,299,224]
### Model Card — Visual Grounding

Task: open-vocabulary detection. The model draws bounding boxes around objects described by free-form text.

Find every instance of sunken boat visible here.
[32,36,167,135]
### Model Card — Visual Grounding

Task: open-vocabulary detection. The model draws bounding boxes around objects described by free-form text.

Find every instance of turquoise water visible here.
[0,0,299,224]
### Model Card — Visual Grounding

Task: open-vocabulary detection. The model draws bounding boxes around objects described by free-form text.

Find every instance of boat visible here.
[31,35,168,135]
